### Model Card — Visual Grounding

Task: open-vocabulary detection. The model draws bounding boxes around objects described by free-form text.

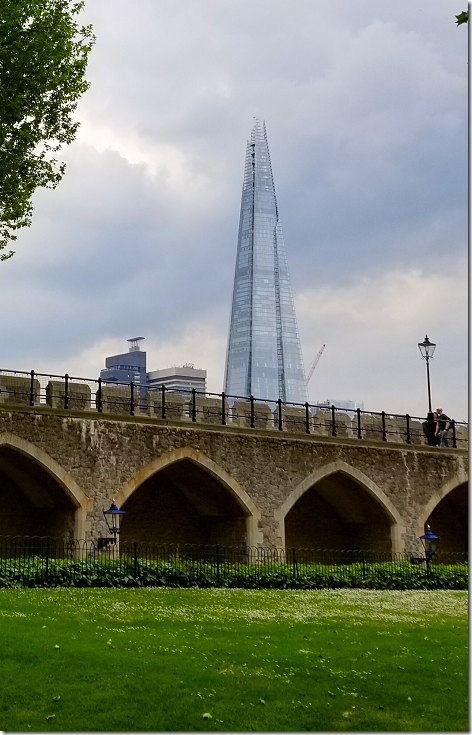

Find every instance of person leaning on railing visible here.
[435,408,451,447]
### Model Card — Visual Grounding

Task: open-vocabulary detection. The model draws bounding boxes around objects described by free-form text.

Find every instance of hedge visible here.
[0,557,467,590]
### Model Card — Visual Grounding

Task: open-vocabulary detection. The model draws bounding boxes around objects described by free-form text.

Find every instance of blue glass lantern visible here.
[103,500,125,537]
[420,525,440,558]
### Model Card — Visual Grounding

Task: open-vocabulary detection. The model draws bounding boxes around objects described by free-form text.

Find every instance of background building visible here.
[224,119,307,405]
[147,364,206,394]
[100,340,206,394]
[316,399,365,416]
[100,337,147,386]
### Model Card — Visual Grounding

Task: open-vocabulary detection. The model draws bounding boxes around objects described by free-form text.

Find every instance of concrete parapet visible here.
[195,396,229,425]
[146,391,186,421]
[0,375,40,406]
[46,381,91,411]
[232,401,273,429]
[96,385,138,415]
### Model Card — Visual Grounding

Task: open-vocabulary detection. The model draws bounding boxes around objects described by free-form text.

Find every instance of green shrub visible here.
[0,556,466,590]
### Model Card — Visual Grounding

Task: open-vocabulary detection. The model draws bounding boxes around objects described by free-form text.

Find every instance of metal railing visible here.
[0,368,467,448]
[0,536,467,589]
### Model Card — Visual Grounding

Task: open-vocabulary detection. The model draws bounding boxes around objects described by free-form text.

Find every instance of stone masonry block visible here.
[312,410,333,436]
[275,406,308,433]
[232,401,272,429]
[146,391,186,421]
[385,416,406,444]
[332,412,352,438]
[455,424,468,448]
[96,385,138,415]
[194,396,229,425]
[46,381,91,411]
[0,375,40,406]
[359,414,384,442]
[409,420,427,446]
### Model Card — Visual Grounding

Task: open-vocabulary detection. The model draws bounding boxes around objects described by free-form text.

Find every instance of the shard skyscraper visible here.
[224,120,307,404]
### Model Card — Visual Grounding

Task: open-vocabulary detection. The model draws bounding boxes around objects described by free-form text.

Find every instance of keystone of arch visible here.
[274,459,405,553]
[0,432,91,539]
[416,471,468,537]
[115,447,263,547]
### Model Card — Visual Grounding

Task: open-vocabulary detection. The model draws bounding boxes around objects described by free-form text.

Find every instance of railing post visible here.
[406,413,411,444]
[45,536,50,584]
[250,395,255,428]
[361,549,365,581]
[331,404,336,437]
[130,381,135,416]
[221,391,226,425]
[291,547,297,577]
[305,402,310,434]
[277,398,283,431]
[216,544,220,585]
[134,540,139,579]
[29,370,35,406]
[427,411,436,446]
[381,411,386,441]
[356,408,362,439]
[191,388,196,422]
[97,378,102,413]
[161,384,166,419]
[64,373,69,410]
[452,419,456,448]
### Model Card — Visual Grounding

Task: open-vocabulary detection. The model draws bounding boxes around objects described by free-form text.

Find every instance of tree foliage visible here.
[455,11,468,25]
[0,0,94,260]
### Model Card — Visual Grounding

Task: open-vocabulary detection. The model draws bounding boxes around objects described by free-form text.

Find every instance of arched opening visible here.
[279,462,404,553]
[423,481,468,553]
[0,445,78,538]
[118,451,260,546]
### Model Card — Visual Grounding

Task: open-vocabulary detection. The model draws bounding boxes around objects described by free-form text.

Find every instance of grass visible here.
[0,588,467,731]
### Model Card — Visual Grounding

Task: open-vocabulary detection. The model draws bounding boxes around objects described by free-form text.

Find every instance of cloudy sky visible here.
[1,0,467,420]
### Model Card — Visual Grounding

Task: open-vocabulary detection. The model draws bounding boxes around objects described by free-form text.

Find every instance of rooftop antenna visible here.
[127,337,145,353]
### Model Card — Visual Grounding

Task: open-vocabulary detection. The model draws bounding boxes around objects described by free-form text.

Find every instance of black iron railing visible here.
[0,536,467,589]
[0,368,467,448]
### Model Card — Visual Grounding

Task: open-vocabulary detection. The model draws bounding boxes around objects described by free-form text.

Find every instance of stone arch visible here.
[275,459,405,552]
[416,472,468,552]
[115,447,262,546]
[0,432,91,538]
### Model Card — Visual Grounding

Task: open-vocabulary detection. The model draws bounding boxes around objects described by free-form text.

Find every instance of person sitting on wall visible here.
[435,408,451,447]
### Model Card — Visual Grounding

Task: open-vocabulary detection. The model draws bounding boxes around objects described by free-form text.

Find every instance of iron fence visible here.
[0,368,467,448]
[0,536,467,589]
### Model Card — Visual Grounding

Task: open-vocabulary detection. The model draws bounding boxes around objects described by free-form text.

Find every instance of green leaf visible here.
[0,1,95,259]
[456,11,468,25]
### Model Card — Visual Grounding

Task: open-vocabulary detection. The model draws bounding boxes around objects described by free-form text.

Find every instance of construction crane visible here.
[306,344,326,386]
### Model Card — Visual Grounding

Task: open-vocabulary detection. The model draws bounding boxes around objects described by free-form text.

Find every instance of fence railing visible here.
[0,368,467,449]
[0,537,467,589]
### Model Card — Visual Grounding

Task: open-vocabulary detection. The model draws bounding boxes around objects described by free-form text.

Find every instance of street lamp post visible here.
[98,499,125,550]
[420,525,440,576]
[418,335,436,445]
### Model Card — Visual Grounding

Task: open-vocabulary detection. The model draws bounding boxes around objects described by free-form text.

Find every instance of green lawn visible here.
[0,588,467,731]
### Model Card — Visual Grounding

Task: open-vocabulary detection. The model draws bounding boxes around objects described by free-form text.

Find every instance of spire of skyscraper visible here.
[224,119,307,404]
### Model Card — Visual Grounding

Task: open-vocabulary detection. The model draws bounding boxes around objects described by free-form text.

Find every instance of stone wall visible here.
[0,404,467,554]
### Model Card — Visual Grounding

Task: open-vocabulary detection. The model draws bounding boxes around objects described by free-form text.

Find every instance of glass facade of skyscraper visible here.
[224,120,307,404]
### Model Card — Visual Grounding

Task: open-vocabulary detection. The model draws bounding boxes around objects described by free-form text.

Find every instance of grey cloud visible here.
[0,0,466,416]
